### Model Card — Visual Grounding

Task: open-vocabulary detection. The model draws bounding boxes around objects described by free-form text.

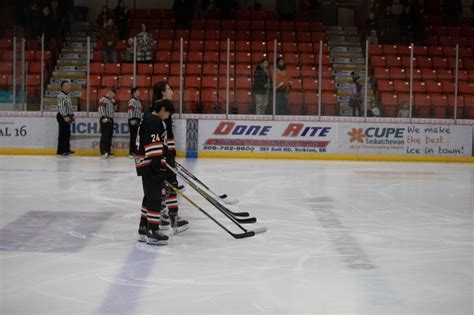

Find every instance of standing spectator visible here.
[38,6,56,45]
[100,18,119,63]
[276,0,296,20]
[136,24,153,63]
[399,5,413,44]
[379,5,393,44]
[25,2,40,39]
[398,101,410,118]
[98,87,116,158]
[349,71,362,117]
[275,57,291,115]
[443,0,462,25]
[56,81,75,156]
[97,5,109,28]
[114,1,130,39]
[365,11,378,38]
[252,59,272,115]
[128,87,143,158]
[412,7,427,45]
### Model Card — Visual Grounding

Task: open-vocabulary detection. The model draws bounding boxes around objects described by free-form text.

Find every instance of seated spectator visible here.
[136,24,153,63]
[367,100,381,117]
[97,5,109,28]
[101,18,119,63]
[121,37,134,63]
[398,101,410,118]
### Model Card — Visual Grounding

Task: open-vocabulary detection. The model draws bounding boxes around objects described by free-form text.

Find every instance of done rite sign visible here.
[198,121,336,154]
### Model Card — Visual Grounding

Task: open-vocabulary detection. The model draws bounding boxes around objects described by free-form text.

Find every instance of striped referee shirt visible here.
[98,96,115,118]
[57,91,74,117]
[128,97,143,119]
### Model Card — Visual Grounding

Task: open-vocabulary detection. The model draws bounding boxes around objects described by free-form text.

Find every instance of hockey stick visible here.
[165,180,266,239]
[175,161,239,205]
[167,163,257,224]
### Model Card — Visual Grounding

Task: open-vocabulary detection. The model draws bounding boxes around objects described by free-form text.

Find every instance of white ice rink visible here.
[0,156,473,315]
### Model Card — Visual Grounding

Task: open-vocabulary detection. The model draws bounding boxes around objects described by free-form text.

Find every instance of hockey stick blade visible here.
[219,194,228,198]
[234,217,257,224]
[232,231,255,239]
[225,209,250,217]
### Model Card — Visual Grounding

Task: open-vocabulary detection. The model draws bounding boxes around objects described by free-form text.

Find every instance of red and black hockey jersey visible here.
[135,112,168,177]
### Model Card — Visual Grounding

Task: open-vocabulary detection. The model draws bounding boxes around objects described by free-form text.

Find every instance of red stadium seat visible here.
[302,77,318,91]
[300,53,315,65]
[321,92,338,116]
[383,44,398,55]
[380,92,399,117]
[433,57,448,68]
[0,62,12,73]
[118,76,134,87]
[427,46,443,56]
[188,51,203,63]
[201,75,218,89]
[104,64,121,75]
[298,42,314,54]
[414,93,431,117]
[386,56,402,67]
[282,42,297,53]
[390,67,406,80]
[236,52,251,64]
[89,75,102,87]
[368,44,383,55]
[377,79,394,92]
[153,63,169,75]
[437,69,453,80]
[394,80,410,92]
[102,76,118,87]
[431,93,448,118]
[374,67,390,79]
[118,63,132,74]
[371,55,386,67]
[459,81,474,94]
[399,45,411,55]
[425,80,442,93]
[203,51,219,63]
[187,63,202,75]
[135,76,151,88]
[412,80,427,93]
[185,76,201,89]
[288,91,304,115]
[202,63,218,76]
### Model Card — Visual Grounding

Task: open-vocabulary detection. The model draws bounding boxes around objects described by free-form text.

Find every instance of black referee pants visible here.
[128,118,140,155]
[99,118,114,155]
[56,113,71,154]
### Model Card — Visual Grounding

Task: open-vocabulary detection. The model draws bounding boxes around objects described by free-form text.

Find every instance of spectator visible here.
[114,1,131,39]
[367,99,381,117]
[398,101,410,118]
[412,7,427,45]
[443,0,462,25]
[365,11,378,38]
[24,2,40,38]
[368,29,378,44]
[136,24,153,63]
[349,71,362,117]
[121,37,134,63]
[38,6,56,45]
[399,5,413,44]
[276,0,296,20]
[98,87,117,158]
[275,57,291,115]
[97,5,109,28]
[128,87,143,158]
[194,0,210,18]
[252,58,272,115]
[101,18,119,63]
[379,5,393,44]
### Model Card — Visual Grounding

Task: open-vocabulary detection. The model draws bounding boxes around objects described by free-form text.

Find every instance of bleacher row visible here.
[0,39,52,98]
[370,44,474,119]
[87,14,333,114]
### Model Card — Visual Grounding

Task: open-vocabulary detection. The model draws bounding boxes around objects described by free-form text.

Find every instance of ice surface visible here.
[0,156,473,314]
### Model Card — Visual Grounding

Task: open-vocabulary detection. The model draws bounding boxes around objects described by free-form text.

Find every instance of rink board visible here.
[0,112,473,162]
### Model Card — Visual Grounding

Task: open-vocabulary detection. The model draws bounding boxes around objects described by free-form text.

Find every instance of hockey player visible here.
[135,98,175,245]
[127,87,142,158]
[152,80,189,233]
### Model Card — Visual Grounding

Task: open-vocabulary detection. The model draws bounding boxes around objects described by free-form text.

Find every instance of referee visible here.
[98,87,116,158]
[127,87,143,158]
[57,81,75,156]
